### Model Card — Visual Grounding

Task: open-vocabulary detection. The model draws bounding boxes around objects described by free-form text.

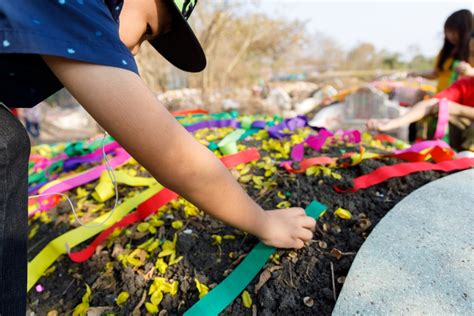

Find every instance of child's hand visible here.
[366,118,394,131]
[455,61,474,76]
[257,208,316,249]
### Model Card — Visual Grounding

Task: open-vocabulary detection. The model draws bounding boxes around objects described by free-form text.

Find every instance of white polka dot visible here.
[58,0,66,4]
[2,40,10,47]
[67,48,76,54]
[95,31,102,37]
[76,0,84,4]
[33,19,41,25]
[122,60,128,65]
[115,5,120,10]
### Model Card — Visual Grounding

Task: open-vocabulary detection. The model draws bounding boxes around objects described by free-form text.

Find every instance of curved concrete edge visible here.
[333,169,474,315]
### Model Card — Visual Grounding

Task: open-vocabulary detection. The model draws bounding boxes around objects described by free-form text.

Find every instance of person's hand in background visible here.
[455,61,474,77]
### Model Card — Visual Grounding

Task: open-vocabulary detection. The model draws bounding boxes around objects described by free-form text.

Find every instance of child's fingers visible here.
[288,207,306,216]
[292,238,305,249]
[366,119,377,130]
[300,216,316,231]
[297,228,313,242]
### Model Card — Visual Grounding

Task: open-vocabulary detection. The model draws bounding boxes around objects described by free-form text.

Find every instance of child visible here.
[410,9,472,92]
[406,11,472,144]
[0,1,316,314]
[367,76,474,149]
[368,32,474,150]
[454,31,474,76]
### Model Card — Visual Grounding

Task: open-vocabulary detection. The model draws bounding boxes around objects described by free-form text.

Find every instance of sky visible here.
[249,0,473,59]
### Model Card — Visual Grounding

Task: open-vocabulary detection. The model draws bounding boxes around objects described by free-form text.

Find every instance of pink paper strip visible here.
[394,140,451,155]
[433,98,449,140]
[29,148,131,217]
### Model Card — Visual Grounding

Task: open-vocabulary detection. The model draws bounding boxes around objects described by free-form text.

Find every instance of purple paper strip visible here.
[268,116,308,139]
[185,119,241,133]
[63,142,120,171]
[251,121,266,129]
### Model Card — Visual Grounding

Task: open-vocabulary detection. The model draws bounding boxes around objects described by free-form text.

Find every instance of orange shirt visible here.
[435,56,454,92]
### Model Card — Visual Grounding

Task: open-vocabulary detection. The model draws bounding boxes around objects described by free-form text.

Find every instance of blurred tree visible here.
[408,54,435,71]
[133,2,436,97]
[344,42,381,70]
[381,51,403,69]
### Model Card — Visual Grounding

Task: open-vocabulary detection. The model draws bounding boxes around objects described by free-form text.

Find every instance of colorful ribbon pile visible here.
[26,108,474,312]
[27,148,261,291]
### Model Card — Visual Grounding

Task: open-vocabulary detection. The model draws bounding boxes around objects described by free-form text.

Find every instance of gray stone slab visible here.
[333,169,474,316]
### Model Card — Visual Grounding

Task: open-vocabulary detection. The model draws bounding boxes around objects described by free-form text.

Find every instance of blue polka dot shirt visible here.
[0,0,138,108]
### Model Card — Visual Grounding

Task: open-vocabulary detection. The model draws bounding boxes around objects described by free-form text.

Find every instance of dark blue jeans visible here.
[0,104,30,316]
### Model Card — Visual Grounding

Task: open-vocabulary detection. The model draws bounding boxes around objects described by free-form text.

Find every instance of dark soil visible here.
[27,136,449,316]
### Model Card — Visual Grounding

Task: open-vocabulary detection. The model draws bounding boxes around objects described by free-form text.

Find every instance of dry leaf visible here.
[330,248,343,260]
[255,269,272,293]
[303,296,314,307]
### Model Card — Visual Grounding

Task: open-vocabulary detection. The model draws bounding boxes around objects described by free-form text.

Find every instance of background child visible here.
[367,76,474,150]
[410,9,472,92]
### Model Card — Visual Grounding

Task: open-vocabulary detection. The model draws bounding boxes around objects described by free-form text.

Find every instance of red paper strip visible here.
[68,189,178,262]
[392,146,455,163]
[171,109,209,116]
[374,133,398,143]
[220,148,260,167]
[334,157,474,192]
[68,148,261,262]
[281,156,336,174]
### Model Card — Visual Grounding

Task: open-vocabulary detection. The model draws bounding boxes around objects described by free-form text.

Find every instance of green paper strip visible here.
[241,117,253,130]
[184,200,327,316]
[239,128,259,140]
[28,160,64,185]
[218,129,246,155]
[88,135,115,152]
[179,112,234,126]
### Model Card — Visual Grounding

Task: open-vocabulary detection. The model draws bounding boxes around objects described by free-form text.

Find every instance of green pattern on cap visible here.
[174,0,198,19]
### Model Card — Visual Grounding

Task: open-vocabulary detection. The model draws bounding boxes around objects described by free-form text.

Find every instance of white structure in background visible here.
[309,85,409,140]
[294,85,338,115]
[40,102,101,142]
[222,99,240,111]
[266,88,292,111]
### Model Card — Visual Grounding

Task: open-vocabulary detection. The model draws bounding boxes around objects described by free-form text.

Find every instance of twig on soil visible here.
[143,266,155,281]
[238,234,248,249]
[330,262,336,302]
[288,261,296,289]
[132,290,147,316]
[61,279,75,297]
[28,236,48,254]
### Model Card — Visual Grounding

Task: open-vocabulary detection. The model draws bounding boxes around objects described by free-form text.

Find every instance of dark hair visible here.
[436,9,473,71]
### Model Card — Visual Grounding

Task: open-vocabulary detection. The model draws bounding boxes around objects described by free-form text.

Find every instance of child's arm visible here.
[367,98,439,131]
[409,69,437,80]
[43,56,316,249]
[448,101,474,120]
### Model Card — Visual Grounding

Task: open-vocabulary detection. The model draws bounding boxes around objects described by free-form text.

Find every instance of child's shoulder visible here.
[0,0,137,108]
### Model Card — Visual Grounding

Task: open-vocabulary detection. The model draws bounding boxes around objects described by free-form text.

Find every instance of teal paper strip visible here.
[184,200,327,316]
